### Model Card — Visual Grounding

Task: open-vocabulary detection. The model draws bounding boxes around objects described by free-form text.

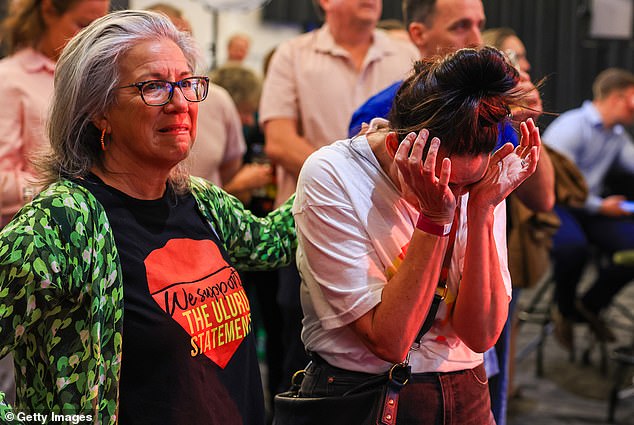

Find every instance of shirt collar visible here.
[314,24,398,63]
[17,47,56,74]
[582,100,625,135]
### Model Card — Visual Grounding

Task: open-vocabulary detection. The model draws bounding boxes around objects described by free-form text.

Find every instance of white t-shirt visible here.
[293,136,512,374]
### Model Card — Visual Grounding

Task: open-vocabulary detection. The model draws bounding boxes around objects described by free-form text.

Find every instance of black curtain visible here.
[483,0,634,128]
[110,0,129,10]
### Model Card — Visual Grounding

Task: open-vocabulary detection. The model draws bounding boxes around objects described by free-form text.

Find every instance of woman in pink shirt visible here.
[0,0,109,225]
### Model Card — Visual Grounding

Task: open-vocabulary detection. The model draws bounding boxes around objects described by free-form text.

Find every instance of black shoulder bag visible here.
[273,221,457,425]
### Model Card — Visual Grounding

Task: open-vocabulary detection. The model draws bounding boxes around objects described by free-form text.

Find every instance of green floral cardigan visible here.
[0,177,296,424]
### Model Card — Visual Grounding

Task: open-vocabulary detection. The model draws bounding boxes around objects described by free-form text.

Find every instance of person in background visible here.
[293,46,540,425]
[482,25,553,406]
[348,0,487,138]
[483,27,531,74]
[259,0,419,394]
[145,2,193,33]
[0,0,109,223]
[0,10,296,424]
[212,65,261,129]
[348,2,554,424]
[212,64,283,422]
[544,68,634,351]
[350,1,546,156]
[147,4,272,204]
[0,0,109,405]
[191,80,273,204]
[226,32,251,65]
[376,18,411,43]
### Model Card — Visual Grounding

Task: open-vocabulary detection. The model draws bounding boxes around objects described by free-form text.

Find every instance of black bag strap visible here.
[412,208,459,349]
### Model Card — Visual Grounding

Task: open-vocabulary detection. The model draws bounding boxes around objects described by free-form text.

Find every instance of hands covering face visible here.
[468,118,540,209]
[394,129,456,225]
[393,118,541,222]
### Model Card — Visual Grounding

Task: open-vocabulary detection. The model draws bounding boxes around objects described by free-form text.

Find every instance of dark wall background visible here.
[263,0,634,128]
[111,0,129,10]
[484,0,634,127]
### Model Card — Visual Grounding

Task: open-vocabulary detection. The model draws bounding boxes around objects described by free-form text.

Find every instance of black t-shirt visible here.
[77,175,265,425]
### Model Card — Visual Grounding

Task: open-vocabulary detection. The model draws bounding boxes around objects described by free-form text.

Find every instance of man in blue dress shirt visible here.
[543,68,634,350]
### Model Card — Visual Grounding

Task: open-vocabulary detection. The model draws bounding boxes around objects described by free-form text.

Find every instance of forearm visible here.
[222,175,252,200]
[218,158,242,190]
[222,164,273,201]
[195,178,297,270]
[267,137,314,178]
[0,206,66,352]
[263,119,316,178]
[452,208,509,352]
[350,230,448,363]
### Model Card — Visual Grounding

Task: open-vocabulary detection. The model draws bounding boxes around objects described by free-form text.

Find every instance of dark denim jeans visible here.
[552,205,634,317]
[300,354,495,425]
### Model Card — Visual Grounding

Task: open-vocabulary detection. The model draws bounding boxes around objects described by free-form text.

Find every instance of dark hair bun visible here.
[436,48,517,97]
[389,46,521,156]
[435,47,518,126]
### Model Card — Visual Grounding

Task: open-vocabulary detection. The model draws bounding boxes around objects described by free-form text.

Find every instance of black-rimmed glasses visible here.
[117,76,209,106]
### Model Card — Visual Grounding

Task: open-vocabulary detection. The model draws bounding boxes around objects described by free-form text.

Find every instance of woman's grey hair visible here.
[40,9,201,193]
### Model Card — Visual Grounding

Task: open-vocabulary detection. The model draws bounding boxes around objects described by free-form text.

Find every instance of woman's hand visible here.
[394,129,456,224]
[469,118,540,209]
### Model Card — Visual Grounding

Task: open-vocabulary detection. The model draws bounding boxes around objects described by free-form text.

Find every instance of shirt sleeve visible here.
[293,155,385,329]
[542,118,603,212]
[258,42,299,125]
[0,182,125,422]
[0,183,122,353]
[0,202,74,354]
[542,118,583,162]
[190,177,296,270]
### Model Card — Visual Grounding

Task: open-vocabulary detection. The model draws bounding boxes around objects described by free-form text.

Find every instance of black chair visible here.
[515,271,556,377]
[515,268,610,377]
[607,250,634,424]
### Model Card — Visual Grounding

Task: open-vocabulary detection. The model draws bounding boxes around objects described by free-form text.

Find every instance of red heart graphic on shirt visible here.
[145,238,251,369]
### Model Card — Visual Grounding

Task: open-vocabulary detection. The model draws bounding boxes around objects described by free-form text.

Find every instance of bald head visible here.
[227,33,251,63]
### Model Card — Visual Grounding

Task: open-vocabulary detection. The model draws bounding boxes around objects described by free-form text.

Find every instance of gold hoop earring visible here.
[100,128,107,151]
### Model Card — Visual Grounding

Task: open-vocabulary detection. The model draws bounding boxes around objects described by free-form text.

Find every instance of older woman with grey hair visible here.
[0,10,295,425]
